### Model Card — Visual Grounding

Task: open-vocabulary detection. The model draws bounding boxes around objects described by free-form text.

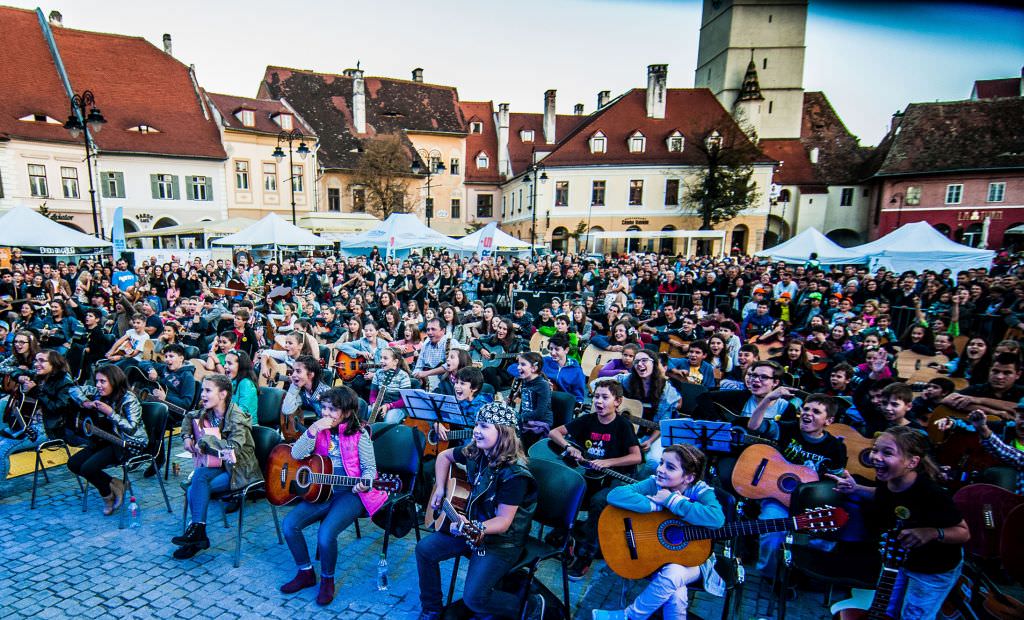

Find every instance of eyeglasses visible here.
[747,373,776,382]
[634,358,653,366]
[13,340,29,346]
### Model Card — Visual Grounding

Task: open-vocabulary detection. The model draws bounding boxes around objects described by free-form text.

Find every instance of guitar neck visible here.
[867,567,901,619]
[88,424,128,447]
[623,413,658,430]
[578,458,636,484]
[306,472,376,488]
[685,515,804,541]
[447,429,475,440]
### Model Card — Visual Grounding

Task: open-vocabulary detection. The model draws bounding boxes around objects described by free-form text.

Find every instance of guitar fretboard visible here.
[867,567,900,618]
[307,473,376,488]
[671,516,801,541]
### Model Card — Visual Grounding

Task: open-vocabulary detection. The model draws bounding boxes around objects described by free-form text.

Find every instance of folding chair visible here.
[369,422,425,563]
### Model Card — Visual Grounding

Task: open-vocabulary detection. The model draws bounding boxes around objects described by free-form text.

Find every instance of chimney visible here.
[412,68,423,83]
[497,103,510,178]
[48,10,62,26]
[809,147,819,164]
[890,109,905,133]
[162,34,173,56]
[646,64,668,119]
[574,103,584,116]
[352,70,366,134]
[597,90,611,110]
[543,89,557,144]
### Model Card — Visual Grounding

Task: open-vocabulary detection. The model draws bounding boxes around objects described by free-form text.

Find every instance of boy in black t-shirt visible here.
[747,391,847,574]
[548,379,641,580]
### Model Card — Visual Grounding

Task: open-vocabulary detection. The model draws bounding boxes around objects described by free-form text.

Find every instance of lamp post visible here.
[700,130,723,255]
[889,192,904,230]
[411,149,445,228]
[63,90,107,239]
[272,129,310,225]
[523,160,548,257]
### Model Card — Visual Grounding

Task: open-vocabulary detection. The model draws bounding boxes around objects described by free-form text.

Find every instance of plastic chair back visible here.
[370,422,422,477]
[528,458,586,531]
[256,387,285,428]
[251,425,283,472]
[550,392,576,428]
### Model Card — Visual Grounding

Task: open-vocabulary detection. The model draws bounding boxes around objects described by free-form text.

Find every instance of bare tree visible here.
[680,117,762,230]
[352,134,415,218]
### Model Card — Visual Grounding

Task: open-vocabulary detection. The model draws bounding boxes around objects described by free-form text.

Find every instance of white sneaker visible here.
[592,610,626,620]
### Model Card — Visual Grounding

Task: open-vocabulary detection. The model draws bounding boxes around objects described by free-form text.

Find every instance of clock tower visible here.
[695,0,807,140]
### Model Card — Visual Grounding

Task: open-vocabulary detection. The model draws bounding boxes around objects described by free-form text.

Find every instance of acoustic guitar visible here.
[953,483,1024,561]
[833,529,909,619]
[731,443,819,507]
[264,444,401,506]
[928,405,1002,483]
[1,390,39,442]
[939,560,1024,620]
[828,423,877,481]
[1001,505,1024,589]
[331,351,381,382]
[470,342,520,369]
[429,468,485,553]
[78,415,148,458]
[599,505,847,580]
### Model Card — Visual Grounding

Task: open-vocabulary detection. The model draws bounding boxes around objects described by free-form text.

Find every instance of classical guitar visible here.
[558,444,640,484]
[1,390,39,441]
[79,415,148,458]
[430,468,485,554]
[331,351,381,382]
[470,342,520,369]
[264,444,401,506]
[833,529,909,620]
[731,443,819,507]
[953,483,1024,561]
[403,419,474,458]
[599,505,847,580]
[190,418,235,469]
[928,405,1002,483]
[828,423,877,481]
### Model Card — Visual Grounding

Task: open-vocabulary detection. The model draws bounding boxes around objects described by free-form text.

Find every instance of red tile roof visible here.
[535,88,772,171]
[972,77,1021,99]
[758,139,820,190]
[460,101,500,184]
[0,7,225,159]
[206,92,316,138]
[507,112,589,175]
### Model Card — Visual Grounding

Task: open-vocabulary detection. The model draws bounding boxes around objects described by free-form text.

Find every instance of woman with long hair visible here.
[0,330,41,390]
[947,336,992,383]
[897,323,936,356]
[771,337,820,392]
[416,402,537,620]
[707,334,734,375]
[617,348,681,474]
[225,350,259,425]
[371,347,414,424]
[68,365,147,515]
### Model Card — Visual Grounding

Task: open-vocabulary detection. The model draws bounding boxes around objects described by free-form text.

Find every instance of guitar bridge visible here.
[623,517,638,560]
[983,504,994,530]
[280,463,288,488]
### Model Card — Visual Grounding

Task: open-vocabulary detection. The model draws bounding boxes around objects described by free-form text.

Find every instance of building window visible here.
[234,160,249,190]
[501,195,506,218]
[476,153,489,169]
[840,187,854,206]
[154,174,177,200]
[277,114,293,131]
[469,121,483,134]
[629,133,646,153]
[477,194,494,218]
[590,131,606,154]
[451,198,461,219]
[28,164,48,197]
[189,176,210,201]
[61,167,79,199]
[667,134,684,152]
[102,171,125,198]
[629,180,644,206]
[450,158,460,176]
[518,189,523,213]
[352,187,365,212]
[762,57,768,70]
[555,181,569,206]
[945,184,963,204]
[905,185,921,205]
[292,165,304,192]
[592,180,606,206]
[664,179,679,206]
[988,182,1006,203]
[238,110,255,127]
[328,188,341,212]
[263,163,277,191]
[520,129,534,142]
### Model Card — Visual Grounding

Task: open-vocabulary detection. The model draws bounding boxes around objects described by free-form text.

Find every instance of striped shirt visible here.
[980,433,1024,495]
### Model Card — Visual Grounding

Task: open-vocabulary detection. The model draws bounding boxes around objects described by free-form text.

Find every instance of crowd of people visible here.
[1,243,1022,620]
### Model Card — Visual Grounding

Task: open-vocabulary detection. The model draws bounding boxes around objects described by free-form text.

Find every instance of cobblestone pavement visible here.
[1,456,836,620]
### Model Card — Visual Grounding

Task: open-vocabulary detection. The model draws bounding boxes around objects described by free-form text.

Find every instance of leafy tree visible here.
[568,220,588,253]
[352,134,415,219]
[464,220,485,235]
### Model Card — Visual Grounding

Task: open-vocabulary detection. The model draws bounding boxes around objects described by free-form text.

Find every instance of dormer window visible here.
[236,109,255,127]
[520,129,534,142]
[18,113,61,124]
[666,131,684,153]
[476,152,490,169]
[629,131,646,154]
[276,113,293,131]
[589,131,607,154]
[470,121,483,134]
[128,124,160,134]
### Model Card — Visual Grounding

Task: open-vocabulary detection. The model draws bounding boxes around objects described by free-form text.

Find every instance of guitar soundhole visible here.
[657,521,690,551]
[858,449,874,468]
[778,474,800,494]
[295,466,311,489]
[427,431,438,445]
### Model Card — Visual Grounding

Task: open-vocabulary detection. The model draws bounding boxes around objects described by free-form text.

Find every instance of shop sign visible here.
[135,213,154,223]
[958,210,1003,221]
[621,218,649,226]
[39,246,78,255]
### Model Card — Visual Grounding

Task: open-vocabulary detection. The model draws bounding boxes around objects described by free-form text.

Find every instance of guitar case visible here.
[443,567,569,620]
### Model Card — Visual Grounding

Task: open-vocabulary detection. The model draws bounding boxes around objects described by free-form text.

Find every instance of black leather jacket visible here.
[464,454,537,550]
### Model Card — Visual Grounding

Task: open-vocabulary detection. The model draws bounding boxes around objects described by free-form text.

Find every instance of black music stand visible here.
[399,389,472,428]
[660,419,734,454]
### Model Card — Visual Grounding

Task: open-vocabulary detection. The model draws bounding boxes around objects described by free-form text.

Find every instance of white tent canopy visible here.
[849,221,995,273]
[212,213,330,249]
[0,206,112,254]
[756,227,866,265]
[335,213,462,252]
[458,227,531,251]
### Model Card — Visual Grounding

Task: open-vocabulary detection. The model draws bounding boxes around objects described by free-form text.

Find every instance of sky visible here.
[7,0,1022,145]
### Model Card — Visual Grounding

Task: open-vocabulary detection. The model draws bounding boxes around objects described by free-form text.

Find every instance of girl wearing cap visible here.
[416,402,538,620]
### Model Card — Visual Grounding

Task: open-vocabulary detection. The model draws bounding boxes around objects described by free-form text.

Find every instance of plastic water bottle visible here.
[376,554,389,591]
[128,496,140,528]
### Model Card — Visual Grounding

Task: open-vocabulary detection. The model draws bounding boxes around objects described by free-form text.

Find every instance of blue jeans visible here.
[757,498,835,573]
[282,491,365,577]
[416,532,520,615]
[0,422,45,481]
[887,561,962,620]
[187,467,231,524]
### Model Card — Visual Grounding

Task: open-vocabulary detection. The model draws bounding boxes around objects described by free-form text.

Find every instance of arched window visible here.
[588,226,605,253]
[778,189,791,203]
[551,226,569,253]
[659,225,676,255]
[731,224,749,255]
[625,225,642,254]
[963,223,983,248]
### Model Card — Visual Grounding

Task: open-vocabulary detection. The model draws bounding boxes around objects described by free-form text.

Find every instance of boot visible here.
[316,576,335,606]
[109,479,125,510]
[172,523,208,547]
[280,568,317,594]
[101,494,116,516]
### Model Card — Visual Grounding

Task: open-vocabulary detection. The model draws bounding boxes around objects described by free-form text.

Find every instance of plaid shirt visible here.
[413,335,449,374]
[980,433,1024,495]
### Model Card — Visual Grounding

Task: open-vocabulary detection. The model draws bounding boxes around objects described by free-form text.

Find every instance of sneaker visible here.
[522,593,545,620]
[567,554,592,581]
[592,611,626,620]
